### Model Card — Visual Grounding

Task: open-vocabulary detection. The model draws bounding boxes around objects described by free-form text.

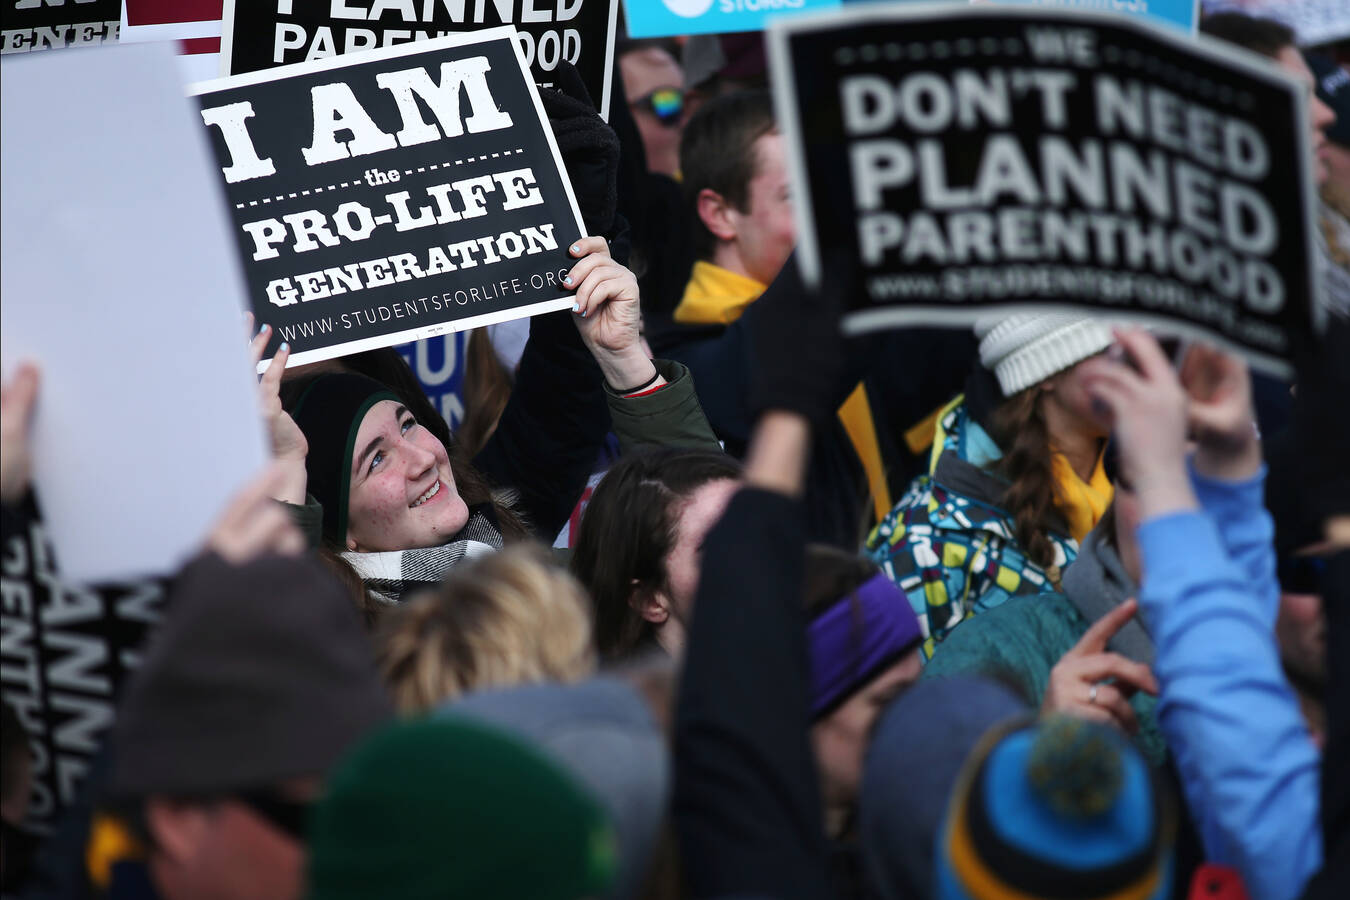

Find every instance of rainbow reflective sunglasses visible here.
[631,87,684,127]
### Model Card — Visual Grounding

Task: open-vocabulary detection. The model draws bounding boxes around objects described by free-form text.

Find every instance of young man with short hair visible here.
[650,90,873,546]
[676,90,795,322]
[649,90,975,547]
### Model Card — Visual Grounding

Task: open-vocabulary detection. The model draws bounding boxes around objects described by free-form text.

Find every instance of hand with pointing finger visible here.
[246,314,308,504]
[1042,599,1159,735]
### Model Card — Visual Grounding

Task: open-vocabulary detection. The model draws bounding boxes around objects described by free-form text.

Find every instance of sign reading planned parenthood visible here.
[221,0,620,121]
[770,6,1319,373]
[192,29,585,367]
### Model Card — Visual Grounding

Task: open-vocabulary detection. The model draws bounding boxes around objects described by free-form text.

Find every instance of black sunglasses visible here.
[233,790,312,841]
[630,87,684,127]
[1277,555,1327,595]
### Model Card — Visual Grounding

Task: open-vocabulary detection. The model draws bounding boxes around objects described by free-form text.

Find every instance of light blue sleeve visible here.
[1188,460,1279,626]
[1138,511,1321,900]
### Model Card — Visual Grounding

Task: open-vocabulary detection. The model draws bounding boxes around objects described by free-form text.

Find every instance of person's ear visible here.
[696,187,738,244]
[628,583,672,625]
[346,534,359,552]
[145,798,212,865]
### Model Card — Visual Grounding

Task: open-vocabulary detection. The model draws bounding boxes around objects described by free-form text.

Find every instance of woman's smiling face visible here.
[344,400,469,552]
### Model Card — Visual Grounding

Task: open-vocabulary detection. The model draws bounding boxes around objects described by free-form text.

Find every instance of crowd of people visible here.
[1,6,1349,900]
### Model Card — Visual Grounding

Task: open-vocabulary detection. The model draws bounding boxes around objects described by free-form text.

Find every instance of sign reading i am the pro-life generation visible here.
[192,28,586,368]
[221,0,620,120]
[770,5,1320,374]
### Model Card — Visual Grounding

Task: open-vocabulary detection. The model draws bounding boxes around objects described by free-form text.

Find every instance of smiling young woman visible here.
[262,237,720,604]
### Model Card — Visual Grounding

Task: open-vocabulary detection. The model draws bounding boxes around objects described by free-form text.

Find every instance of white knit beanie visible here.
[974,313,1114,396]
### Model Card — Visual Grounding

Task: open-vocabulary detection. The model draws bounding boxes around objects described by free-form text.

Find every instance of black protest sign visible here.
[221,0,619,120]
[1,510,165,834]
[770,6,1319,373]
[0,0,120,54]
[192,29,586,367]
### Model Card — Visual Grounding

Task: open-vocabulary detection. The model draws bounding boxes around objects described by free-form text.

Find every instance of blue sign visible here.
[623,0,842,39]
[396,332,468,431]
[985,1,1198,35]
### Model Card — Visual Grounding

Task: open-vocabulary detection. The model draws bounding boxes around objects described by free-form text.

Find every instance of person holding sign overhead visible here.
[270,235,717,603]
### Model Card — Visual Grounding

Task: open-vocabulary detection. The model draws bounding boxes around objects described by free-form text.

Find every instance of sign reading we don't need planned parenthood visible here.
[191,29,586,368]
[770,5,1320,375]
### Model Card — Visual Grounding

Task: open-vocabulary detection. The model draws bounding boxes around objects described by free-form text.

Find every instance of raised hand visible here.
[206,462,306,563]
[0,362,39,505]
[564,236,660,393]
[1179,343,1259,481]
[1078,327,1197,519]
[1042,599,1159,735]
[247,317,308,503]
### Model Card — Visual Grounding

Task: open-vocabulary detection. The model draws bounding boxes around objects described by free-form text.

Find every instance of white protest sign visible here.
[1,41,268,583]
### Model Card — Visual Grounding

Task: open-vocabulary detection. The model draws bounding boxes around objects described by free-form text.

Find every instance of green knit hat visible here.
[307,717,617,900]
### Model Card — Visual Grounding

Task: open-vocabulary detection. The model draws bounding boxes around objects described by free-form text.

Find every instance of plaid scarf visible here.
[341,506,505,604]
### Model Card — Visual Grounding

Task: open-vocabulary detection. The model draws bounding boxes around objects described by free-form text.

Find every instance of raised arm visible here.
[1181,344,1278,622]
[674,256,845,898]
[1080,328,1321,900]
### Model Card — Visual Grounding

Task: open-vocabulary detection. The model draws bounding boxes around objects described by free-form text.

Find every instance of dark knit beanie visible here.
[109,553,392,797]
[861,677,1028,900]
[306,716,617,900]
[935,715,1174,900]
[281,373,399,544]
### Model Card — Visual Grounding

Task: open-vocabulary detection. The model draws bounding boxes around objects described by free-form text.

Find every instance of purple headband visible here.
[808,572,923,720]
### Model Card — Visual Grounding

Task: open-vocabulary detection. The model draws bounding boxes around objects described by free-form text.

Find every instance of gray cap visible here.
[859,676,1027,900]
[110,553,392,797]
[439,677,670,900]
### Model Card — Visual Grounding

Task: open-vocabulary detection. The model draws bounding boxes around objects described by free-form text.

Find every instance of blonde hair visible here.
[376,545,597,713]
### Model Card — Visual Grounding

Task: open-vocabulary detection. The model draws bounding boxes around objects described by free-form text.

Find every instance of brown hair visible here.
[1199,13,1295,57]
[375,545,596,714]
[571,449,742,661]
[803,545,880,619]
[456,329,514,459]
[679,89,777,261]
[989,388,1061,570]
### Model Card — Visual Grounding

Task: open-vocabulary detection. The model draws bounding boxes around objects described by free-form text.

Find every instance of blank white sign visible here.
[1,40,267,583]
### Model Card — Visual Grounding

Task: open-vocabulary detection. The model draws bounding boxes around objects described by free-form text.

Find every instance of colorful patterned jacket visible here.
[864,396,1078,662]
